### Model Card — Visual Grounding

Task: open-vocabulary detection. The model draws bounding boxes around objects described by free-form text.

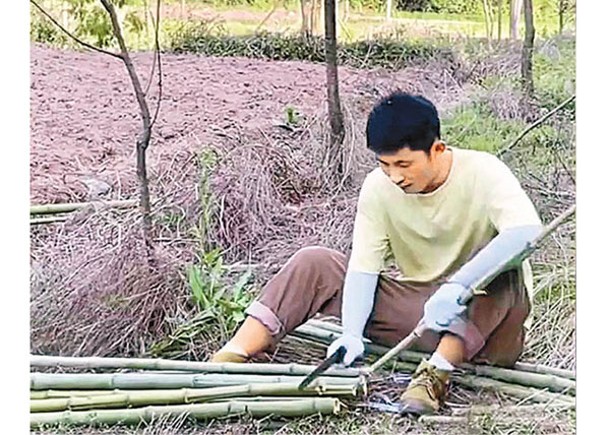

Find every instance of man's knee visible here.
[288,246,337,269]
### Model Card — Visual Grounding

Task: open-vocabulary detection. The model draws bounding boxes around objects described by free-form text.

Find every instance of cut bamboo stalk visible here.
[31,390,122,400]
[30,398,342,428]
[30,216,68,225]
[30,354,359,377]
[450,373,575,405]
[292,323,343,345]
[367,340,575,394]
[304,319,344,334]
[450,402,576,416]
[30,372,362,390]
[296,322,576,392]
[296,324,575,402]
[30,384,360,413]
[513,362,575,380]
[31,383,359,401]
[30,199,137,215]
[464,364,575,395]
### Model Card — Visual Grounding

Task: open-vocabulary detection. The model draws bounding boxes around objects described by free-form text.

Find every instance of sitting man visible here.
[211,91,542,415]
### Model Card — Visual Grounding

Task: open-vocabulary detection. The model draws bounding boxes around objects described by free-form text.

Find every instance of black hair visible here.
[365,91,441,155]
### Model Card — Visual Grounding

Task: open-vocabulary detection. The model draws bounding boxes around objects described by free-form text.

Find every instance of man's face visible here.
[377,142,447,194]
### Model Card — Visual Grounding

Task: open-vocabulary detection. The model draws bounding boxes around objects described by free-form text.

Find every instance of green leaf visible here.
[187,266,208,309]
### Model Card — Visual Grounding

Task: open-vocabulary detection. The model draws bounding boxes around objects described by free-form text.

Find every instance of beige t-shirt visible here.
[348,147,542,295]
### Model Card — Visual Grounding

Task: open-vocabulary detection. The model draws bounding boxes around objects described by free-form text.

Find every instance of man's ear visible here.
[432,140,446,153]
[429,140,446,158]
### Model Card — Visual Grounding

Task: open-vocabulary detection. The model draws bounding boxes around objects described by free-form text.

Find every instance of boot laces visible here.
[410,367,444,400]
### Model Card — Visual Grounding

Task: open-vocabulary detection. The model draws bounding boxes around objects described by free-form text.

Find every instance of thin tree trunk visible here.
[99,0,155,256]
[324,0,345,179]
[144,0,149,38]
[558,0,565,34]
[497,0,503,40]
[256,0,280,33]
[510,0,523,39]
[311,0,321,35]
[61,0,69,29]
[30,0,161,259]
[482,0,494,45]
[521,0,535,112]
[386,0,392,21]
[300,0,312,37]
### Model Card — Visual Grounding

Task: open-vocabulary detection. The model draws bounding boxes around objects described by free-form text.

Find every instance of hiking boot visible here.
[209,351,249,363]
[399,359,451,416]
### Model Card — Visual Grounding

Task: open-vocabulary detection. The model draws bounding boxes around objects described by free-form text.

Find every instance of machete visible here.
[298,345,347,390]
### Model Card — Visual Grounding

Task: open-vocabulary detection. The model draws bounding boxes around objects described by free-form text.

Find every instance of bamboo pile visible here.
[29,356,364,428]
[292,319,576,406]
[31,318,576,428]
[30,199,137,225]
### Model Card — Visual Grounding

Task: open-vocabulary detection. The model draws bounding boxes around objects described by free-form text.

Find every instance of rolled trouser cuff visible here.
[245,301,284,336]
[447,318,486,361]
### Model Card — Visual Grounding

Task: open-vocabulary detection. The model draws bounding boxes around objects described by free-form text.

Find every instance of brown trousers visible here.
[245,246,531,367]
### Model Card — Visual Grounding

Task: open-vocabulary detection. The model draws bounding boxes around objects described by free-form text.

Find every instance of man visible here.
[211,91,542,416]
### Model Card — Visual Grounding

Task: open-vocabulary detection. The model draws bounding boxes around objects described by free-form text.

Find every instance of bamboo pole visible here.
[449,374,575,405]
[294,323,575,396]
[30,199,137,215]
[31,390,119,400]
[451,402,576,416]
[30,216,68,225]
[30,384,359,413]
[30,398,342,427]
[513,362,575,380]
[464,364,575,395]
[30,354,359,378]
[30,372,362,390]
[367,339,574,394]
[292,323,342,343]
[31,384,359,400]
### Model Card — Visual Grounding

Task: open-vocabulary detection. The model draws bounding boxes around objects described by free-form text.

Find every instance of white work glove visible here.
[423,282,468,332]
[325,270,378,367]
[326,333,365,367]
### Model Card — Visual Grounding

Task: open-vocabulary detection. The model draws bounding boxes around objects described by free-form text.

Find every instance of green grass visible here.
[443,103,527,153]
[31,1,576,50]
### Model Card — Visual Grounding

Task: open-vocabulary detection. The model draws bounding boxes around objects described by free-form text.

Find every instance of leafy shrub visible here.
[30,11,70,47]
[148,248,255,358]
[164,22,457,70]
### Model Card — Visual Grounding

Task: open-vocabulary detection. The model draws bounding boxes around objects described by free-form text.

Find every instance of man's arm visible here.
[424,156,543,331]
[326,270,378,365]
[326,174,388,365]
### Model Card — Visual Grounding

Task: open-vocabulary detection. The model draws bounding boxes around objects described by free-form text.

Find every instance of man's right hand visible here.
[326,334,364,366]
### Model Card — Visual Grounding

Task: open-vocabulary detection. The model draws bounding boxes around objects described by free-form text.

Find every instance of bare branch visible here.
[143,7,158,96]
[30,0,123,60]
[550,144,576,186]
[150,0,164,129]
[98,0,155,257]
[497,94,575,157]
[99,0,151,134]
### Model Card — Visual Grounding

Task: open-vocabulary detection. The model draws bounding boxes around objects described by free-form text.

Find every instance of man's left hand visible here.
[423,282,468,332]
